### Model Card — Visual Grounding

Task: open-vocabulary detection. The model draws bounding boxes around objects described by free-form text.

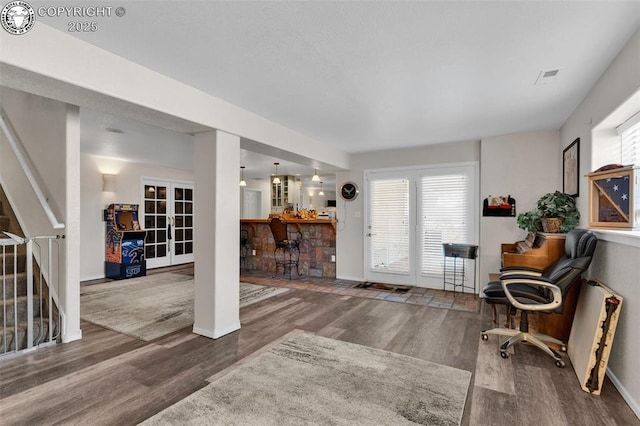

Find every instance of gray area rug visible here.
[142,331,471,425]
[81,273,288,341]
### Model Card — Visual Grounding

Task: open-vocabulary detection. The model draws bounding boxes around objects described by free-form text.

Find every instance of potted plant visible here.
[517,191,580,233]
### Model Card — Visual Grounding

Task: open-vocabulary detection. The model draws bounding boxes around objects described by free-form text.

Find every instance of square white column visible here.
[63,104,82,342]
[193,130,241,338]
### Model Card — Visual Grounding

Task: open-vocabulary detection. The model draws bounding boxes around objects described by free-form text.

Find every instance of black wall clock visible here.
[340,182,359,201]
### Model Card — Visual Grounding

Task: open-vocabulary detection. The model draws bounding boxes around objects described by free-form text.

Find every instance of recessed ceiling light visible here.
[105,127,124,134]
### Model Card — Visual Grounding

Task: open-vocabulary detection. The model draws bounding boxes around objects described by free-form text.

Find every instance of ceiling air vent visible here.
[535,68,560,85]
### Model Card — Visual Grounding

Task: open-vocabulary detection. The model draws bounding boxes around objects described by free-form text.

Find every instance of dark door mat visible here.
[355,282,412,293]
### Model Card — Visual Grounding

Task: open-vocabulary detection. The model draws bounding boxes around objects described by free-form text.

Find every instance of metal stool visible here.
[269,217,300,279]
[240,229,250,271]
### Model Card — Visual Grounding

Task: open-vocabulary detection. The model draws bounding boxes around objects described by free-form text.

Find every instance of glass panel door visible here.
[365,171,415,285]
[171,183,194,265]
[142,179,194,268]
[365,164,477,290]
[144,181,170,268]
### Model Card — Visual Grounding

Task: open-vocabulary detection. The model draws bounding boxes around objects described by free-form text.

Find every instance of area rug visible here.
[80,273,288,341]
[142,331,471,425]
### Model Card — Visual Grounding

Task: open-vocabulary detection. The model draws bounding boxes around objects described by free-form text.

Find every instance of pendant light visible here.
[319,181,324,196]
[272,162,281,184]
[239,166,247,187]
[312,168,321,182]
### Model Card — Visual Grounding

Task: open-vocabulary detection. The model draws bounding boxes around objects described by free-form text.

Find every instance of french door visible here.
[365,164,478,290]
[142,179,195,269]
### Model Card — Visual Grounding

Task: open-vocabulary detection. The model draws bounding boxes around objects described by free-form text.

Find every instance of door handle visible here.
[167,217,172,252]
[367,233,377,237]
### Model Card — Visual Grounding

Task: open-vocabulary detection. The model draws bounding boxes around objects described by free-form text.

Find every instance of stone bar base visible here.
[240,219,336,278]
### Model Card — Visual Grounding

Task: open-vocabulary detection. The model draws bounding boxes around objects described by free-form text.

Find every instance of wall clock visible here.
[340,182,359,201]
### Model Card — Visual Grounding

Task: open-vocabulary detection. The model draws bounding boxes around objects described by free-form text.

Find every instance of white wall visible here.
[0,86,82,342]
[0,87,67,235]
[336,141,480,281]
[240,179,270,218]
[80,154,193,281]
[560,28,640,417]
[479,130,561,282]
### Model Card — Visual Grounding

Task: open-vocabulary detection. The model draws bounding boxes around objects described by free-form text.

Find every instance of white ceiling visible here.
[41,1,640,174]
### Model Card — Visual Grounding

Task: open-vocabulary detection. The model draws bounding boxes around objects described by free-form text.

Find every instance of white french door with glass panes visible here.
[365,163,478,290]
[142,179,195,268]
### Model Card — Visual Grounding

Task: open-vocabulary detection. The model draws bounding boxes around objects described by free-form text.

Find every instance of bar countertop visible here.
[241,218,337,233]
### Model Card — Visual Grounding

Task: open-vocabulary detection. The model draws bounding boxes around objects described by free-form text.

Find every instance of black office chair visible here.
[269,217,301,279]
[481,229,597,367]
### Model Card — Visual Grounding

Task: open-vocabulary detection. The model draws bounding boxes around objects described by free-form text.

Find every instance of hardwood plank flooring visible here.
[0,280,638,425]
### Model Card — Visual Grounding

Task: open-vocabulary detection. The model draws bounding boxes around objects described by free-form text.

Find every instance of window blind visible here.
[620,117,640,166]
[369,178,410,274]
[420,173,469,275]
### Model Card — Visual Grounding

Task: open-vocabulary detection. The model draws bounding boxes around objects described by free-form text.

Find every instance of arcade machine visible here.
[105,203,147,279]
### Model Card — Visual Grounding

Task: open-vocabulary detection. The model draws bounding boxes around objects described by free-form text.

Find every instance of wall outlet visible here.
[331,255,336,262]
[252,249,256,256]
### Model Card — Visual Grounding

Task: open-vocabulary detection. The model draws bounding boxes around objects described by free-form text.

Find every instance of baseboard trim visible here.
[607,367,640,420]
[336,275,364,282]
[193,322,241,339]
[62,330,83,343]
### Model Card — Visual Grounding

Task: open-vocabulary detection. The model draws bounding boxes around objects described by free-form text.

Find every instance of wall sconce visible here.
[102,173,116,192]
[272,162,281,184]
[240,166,247,187]
[312,168,320,182]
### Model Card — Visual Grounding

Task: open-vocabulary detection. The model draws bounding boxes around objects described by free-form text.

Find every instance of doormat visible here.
[355,282,412,293]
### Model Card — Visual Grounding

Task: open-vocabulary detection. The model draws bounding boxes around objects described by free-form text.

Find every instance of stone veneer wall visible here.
[241,221,336,278]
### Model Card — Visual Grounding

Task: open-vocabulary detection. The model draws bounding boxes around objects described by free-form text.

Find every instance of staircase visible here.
[1,185,59,355]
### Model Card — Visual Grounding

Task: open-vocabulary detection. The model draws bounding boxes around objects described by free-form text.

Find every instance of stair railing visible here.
[1,232,63,357]
[0,107,65,230]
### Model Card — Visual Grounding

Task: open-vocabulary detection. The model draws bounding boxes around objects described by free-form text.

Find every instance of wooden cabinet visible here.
[501,232,566,270]
[271,176,298,213]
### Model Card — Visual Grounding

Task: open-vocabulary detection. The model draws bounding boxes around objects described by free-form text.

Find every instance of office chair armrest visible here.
[499,265,543,275]
[500,269,542,278]
[501,276,563,312]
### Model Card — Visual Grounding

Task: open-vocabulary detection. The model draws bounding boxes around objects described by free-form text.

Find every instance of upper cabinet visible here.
[271,176,299,213]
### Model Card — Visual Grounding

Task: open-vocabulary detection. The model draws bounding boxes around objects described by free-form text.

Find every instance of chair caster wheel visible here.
[500,350,510,359]
[555,360,566,368]
[560,345,567,352]
[481,333,488,341]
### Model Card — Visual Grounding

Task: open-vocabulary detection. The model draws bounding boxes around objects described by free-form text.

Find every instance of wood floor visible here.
[0,278,637,425]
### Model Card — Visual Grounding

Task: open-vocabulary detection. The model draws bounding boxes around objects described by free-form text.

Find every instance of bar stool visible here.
[269,217,300,279]
[240,229,250,271]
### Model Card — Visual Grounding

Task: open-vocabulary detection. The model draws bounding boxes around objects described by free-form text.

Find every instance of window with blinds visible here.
[619,112,640,165]
[369,178,410,274]
[420,173,470,276]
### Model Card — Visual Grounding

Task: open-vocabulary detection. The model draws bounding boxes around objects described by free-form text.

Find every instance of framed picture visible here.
[563,138,580,197]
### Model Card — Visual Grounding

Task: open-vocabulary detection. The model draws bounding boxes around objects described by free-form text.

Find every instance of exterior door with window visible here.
[365,164,477,290]
[365,171,415,285]
[416,165,476,289]
[143,179,194,268]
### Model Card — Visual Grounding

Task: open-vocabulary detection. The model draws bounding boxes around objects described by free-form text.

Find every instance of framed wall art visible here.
[563,138,580,197]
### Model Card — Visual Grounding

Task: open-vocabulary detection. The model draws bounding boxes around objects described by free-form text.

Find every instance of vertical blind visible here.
[420,173,469,275]
[369,178,410,274]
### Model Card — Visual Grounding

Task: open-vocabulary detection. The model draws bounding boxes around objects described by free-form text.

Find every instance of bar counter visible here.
[241,218,336,278]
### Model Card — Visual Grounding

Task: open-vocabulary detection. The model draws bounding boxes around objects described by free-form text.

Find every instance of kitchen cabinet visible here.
[271,175,298,212]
